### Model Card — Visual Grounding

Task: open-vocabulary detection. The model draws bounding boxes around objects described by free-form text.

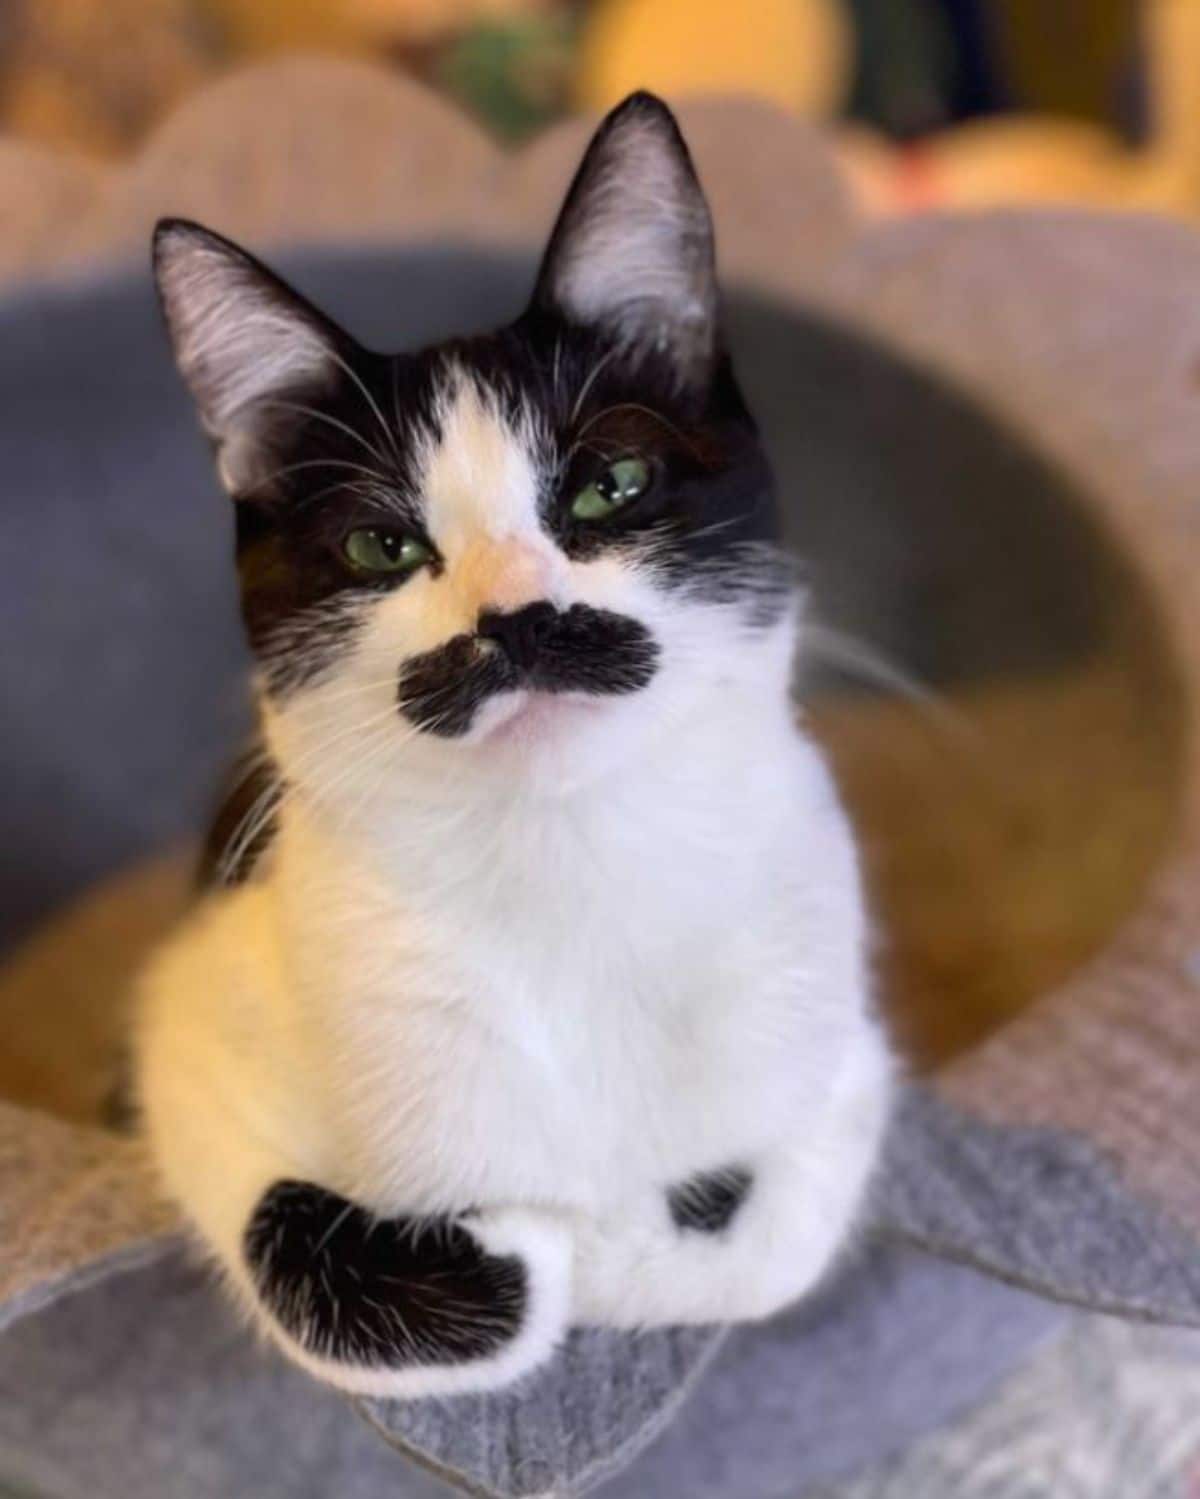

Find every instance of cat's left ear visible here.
[531,92,718,388]
[153,219,347,498]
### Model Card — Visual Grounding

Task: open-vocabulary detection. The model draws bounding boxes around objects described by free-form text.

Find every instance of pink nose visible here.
[478,541,560,614]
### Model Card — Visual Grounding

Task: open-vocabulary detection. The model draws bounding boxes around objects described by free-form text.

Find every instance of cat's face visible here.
[156,94,790,809]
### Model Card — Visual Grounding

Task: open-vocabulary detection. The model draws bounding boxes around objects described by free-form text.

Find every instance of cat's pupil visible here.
[378,532,401,561]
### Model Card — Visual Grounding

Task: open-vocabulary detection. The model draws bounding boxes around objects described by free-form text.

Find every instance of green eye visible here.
[342,528,432,576]
[570,457,652,522]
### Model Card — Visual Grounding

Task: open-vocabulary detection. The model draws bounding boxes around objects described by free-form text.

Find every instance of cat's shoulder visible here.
[196,732,284,891]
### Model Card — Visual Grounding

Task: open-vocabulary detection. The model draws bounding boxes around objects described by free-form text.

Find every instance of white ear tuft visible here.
[153,220,341,495]
[533,93,717,382]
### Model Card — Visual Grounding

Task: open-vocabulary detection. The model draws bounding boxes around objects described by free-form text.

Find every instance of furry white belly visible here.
[136,724,889,1399]
[142,815,867,1225]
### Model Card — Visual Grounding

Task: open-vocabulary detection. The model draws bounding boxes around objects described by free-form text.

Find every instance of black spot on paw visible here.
[668,1166,753,1234]
[244,1181,525,1369]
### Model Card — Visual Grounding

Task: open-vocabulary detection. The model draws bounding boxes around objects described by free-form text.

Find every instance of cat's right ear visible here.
[530,93,717,389]
[153,219,344,499]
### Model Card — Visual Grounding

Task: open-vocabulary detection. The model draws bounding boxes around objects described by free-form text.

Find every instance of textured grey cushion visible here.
[0,1242,1061,1499]
[876,1089,1200,1326]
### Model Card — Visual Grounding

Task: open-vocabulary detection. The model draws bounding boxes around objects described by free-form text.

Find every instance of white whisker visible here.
[324,347,404,469]
[801,622,976,741]
[569,346,618,426]
[245,456,399,497]
[258,400,396,473]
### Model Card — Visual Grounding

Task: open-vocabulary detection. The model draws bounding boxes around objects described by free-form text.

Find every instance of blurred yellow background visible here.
[2,0,1199,216]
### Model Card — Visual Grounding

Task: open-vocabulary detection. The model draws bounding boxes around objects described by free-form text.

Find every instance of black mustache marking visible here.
[397,604,660,737]
[398,636,516,738]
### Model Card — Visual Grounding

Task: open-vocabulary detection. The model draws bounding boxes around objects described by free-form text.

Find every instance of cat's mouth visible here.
[474,688,609,745]
[396,604,659,740]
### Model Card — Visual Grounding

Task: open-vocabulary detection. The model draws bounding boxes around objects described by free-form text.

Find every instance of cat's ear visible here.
[153,219,346,498]
[532,92,718,386]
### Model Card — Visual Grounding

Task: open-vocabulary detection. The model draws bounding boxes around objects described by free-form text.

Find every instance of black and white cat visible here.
[135,92,893,1400]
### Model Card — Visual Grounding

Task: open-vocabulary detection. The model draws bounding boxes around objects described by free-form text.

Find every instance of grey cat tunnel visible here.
[3,110,1200,1495]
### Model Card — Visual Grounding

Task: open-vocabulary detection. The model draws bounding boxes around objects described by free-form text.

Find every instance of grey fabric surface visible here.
[598,1235,1062,1498]
[13,1078,1200,1497]
[0,1102,177,1338]
[874,1087,1200,1325]
[362,1326,723,1498]
[0,1243,1061,1499]
[0,1255,455,1499]
[810,1316,1200,1499]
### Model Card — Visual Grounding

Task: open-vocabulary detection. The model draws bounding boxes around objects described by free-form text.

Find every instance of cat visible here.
[135,91,893,1400]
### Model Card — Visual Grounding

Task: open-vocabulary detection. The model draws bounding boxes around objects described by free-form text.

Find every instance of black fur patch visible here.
[243,1181,526,1369]
[668,1166,753,1234]
[397,603,659,736]
[197,737,285,889]
[227,348,444,704]
[256,597,373,699]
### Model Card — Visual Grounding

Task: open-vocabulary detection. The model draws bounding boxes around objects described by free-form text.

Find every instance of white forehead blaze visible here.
[415,367,568,617]
[418,368,544,544]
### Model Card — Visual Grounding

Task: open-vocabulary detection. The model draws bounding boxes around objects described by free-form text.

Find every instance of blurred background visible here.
[1,0,1198,218]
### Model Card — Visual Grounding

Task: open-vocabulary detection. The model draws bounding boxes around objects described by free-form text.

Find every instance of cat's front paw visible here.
[242,1183,570,1398]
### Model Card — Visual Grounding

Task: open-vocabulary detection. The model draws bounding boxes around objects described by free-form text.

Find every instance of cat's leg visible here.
[572,1037,892,1328]
[136,905,571,1399]
[145,1090,572,1397]
[147,1097,572,1398]
[240,1185,572,1398]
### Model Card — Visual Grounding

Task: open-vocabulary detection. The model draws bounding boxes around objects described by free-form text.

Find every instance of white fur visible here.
[136,368,892,1398]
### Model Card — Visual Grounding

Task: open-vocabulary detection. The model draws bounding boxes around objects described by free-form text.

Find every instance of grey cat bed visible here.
[3,214,1200,1497]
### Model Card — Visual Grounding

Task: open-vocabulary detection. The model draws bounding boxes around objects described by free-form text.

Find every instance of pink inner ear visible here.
[154,220,342,476]
[531,93,716,381]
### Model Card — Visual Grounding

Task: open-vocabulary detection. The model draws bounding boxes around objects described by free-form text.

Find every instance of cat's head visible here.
[155,93,791,809]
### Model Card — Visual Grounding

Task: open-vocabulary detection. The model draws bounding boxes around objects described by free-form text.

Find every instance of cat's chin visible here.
[471,689,610,747]
[457,686,654,793]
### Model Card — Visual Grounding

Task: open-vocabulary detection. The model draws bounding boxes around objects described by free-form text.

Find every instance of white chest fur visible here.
[256,687,873,1220]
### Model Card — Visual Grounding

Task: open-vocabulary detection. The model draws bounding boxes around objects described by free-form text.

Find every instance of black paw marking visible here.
[244,1181,526,1370]
[668,1166,753,1234]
